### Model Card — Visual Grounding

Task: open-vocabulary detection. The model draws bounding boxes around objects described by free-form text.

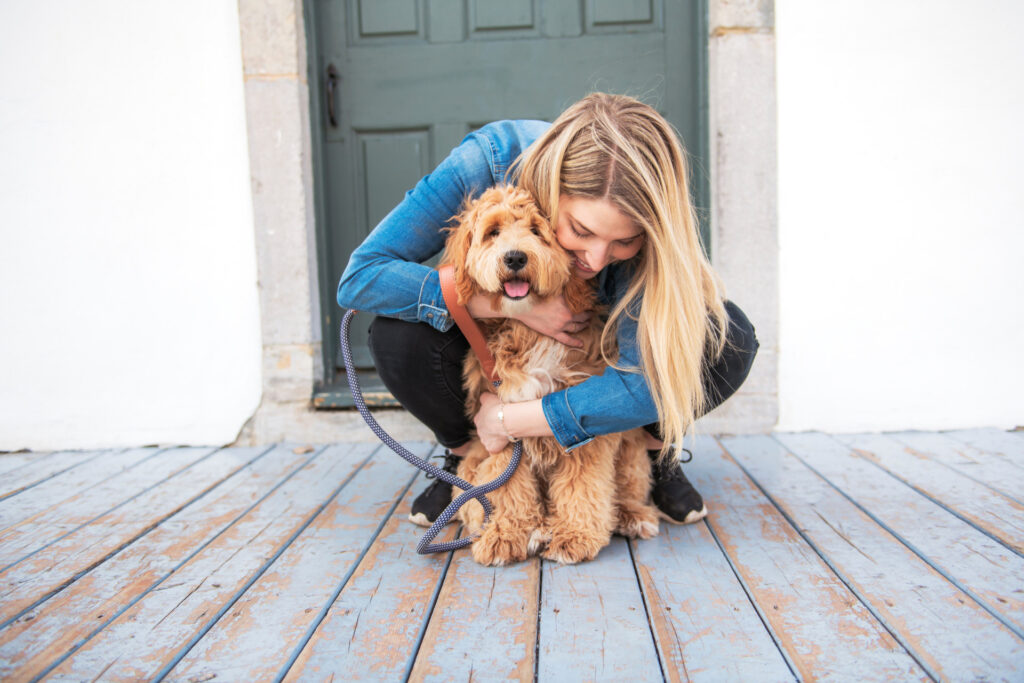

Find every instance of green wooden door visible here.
[306,0,708,397]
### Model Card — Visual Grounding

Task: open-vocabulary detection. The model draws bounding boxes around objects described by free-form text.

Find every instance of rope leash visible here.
[340,309,522,554]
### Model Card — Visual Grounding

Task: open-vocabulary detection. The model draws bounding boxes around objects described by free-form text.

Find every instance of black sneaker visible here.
[408,450,463,527]
[650,448,708,524]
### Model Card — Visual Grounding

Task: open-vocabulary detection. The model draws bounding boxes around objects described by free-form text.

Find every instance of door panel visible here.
[592,0,655,25]
[357,0,419,37]
[310,0,706,383]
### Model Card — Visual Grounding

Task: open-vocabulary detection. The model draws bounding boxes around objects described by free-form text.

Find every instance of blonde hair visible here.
[513,93,729,459]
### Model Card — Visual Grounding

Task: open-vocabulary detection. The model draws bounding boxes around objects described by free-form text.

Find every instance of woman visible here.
[337,93,759,528]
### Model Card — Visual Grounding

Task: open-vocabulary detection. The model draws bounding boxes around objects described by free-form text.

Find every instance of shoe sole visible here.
[658,504,708,525]
[408,512,432,527]
[408,512,455,528]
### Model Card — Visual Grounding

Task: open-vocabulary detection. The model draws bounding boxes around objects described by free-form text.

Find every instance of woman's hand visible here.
[474,392,513,454]
[468,293,590,347]
[512,294,591,348]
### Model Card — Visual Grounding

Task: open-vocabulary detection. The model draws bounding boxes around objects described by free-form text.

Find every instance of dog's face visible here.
[443,186,572,316]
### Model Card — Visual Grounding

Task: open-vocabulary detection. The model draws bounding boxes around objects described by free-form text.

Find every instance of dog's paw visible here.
[540,530,608,565]
[615,503,660,539]
[471,523,530,567]
[527,526,552,555]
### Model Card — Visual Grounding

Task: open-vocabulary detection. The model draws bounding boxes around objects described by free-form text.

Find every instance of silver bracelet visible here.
[497,403,520,443]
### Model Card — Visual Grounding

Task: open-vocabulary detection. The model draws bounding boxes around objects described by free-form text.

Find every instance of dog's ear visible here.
[440,199,479,306]
[564,276,596,315]
[440,223,473,269]
[454,264,476,306]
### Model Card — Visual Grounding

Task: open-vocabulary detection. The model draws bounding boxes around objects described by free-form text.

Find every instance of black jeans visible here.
[367,300,759,449]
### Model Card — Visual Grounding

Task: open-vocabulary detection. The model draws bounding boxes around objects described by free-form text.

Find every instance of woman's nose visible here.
[587,244,611,269]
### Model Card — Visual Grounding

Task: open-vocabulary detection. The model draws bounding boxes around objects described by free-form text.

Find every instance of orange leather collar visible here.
[438,264,499,386]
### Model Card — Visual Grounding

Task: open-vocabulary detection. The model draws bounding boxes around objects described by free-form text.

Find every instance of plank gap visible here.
[20,444,304,681]
[625,538,668,683]
[848,441,1024,560]
[272,465,425,682]
[700,514,801,681]
[728,438,942,681]
[781,434,1024,641]
[151,445,381,682]
[400,524,462,683]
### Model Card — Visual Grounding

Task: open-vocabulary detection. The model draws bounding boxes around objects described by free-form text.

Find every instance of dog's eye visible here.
[486,227,500,240]
[531,226,541,237]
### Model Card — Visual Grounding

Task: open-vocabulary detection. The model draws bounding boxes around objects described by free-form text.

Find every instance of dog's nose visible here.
[503,250,528,271]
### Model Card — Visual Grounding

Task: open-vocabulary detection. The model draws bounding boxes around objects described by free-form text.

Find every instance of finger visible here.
[554,333,584,348]
[572,313,591,324]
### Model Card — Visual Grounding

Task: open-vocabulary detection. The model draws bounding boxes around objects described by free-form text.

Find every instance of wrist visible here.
[496,403,520,442]
[466,293,501,320]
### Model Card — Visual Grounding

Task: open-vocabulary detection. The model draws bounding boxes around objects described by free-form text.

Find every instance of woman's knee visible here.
[704,301,759,409]
[724,301,759,361]
[367,317,431,382]
[366,316,473,447]
[369,317,468,390]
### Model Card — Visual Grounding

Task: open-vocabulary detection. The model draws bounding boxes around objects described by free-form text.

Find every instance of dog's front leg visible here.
[454,439,490,532]
[457,442,544,567]
[613,429,660,539]
[541,439,618,564]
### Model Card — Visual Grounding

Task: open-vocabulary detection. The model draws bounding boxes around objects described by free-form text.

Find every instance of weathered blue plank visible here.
[631,519,795,681]
[890,431,1024,505]
[0,447,158,530]
[537,537,663,680]
[0,449,107,501]
[0,444,298,681]
[164,446,429,682]
[0,447,216,568]
[944,428,1024,463]
[777,432,1024,635]
[725,434,1024,681]
[43,443,383,681]
[409,540,538,682]
[282,470,487,683]
[0,451,48,477]
[689,435,926,681]
[836,433,1024,555]
[4,434,1020,681]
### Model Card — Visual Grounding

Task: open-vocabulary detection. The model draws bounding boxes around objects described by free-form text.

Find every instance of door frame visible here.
[304,0,714,389]
[233,0,778,444]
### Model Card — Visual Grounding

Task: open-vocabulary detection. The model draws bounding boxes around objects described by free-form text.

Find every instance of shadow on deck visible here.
[0,429,1022,681]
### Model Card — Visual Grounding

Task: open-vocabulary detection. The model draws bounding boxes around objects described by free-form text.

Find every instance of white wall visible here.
[0,2,262,449]
[777,1,1024,431]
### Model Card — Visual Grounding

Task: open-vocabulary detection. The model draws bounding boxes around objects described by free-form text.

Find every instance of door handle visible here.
[326,63,340,128]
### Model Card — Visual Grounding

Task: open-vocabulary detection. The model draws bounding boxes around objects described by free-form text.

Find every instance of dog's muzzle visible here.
[501,250,531,299]
[503,250,527,271]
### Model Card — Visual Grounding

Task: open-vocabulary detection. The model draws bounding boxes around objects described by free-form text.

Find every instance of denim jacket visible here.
[337,120,658,450]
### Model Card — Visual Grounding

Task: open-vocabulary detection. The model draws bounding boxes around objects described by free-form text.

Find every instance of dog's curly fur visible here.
[440,185,660,566]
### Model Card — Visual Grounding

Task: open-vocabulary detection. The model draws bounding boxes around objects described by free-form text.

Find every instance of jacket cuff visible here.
[541,391,594,452]
[417,270,455,332]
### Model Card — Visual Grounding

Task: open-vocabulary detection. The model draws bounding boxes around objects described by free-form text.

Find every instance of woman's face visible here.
[555,195,645,279]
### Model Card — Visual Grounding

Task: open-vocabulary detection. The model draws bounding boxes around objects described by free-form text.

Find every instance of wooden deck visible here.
[1,430,1022,681]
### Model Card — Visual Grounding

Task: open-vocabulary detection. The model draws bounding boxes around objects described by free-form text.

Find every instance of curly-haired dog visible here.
[440,185,660,566]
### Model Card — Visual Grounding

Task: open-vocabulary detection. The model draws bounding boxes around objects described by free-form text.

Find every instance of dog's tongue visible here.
[503,280,530,298]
